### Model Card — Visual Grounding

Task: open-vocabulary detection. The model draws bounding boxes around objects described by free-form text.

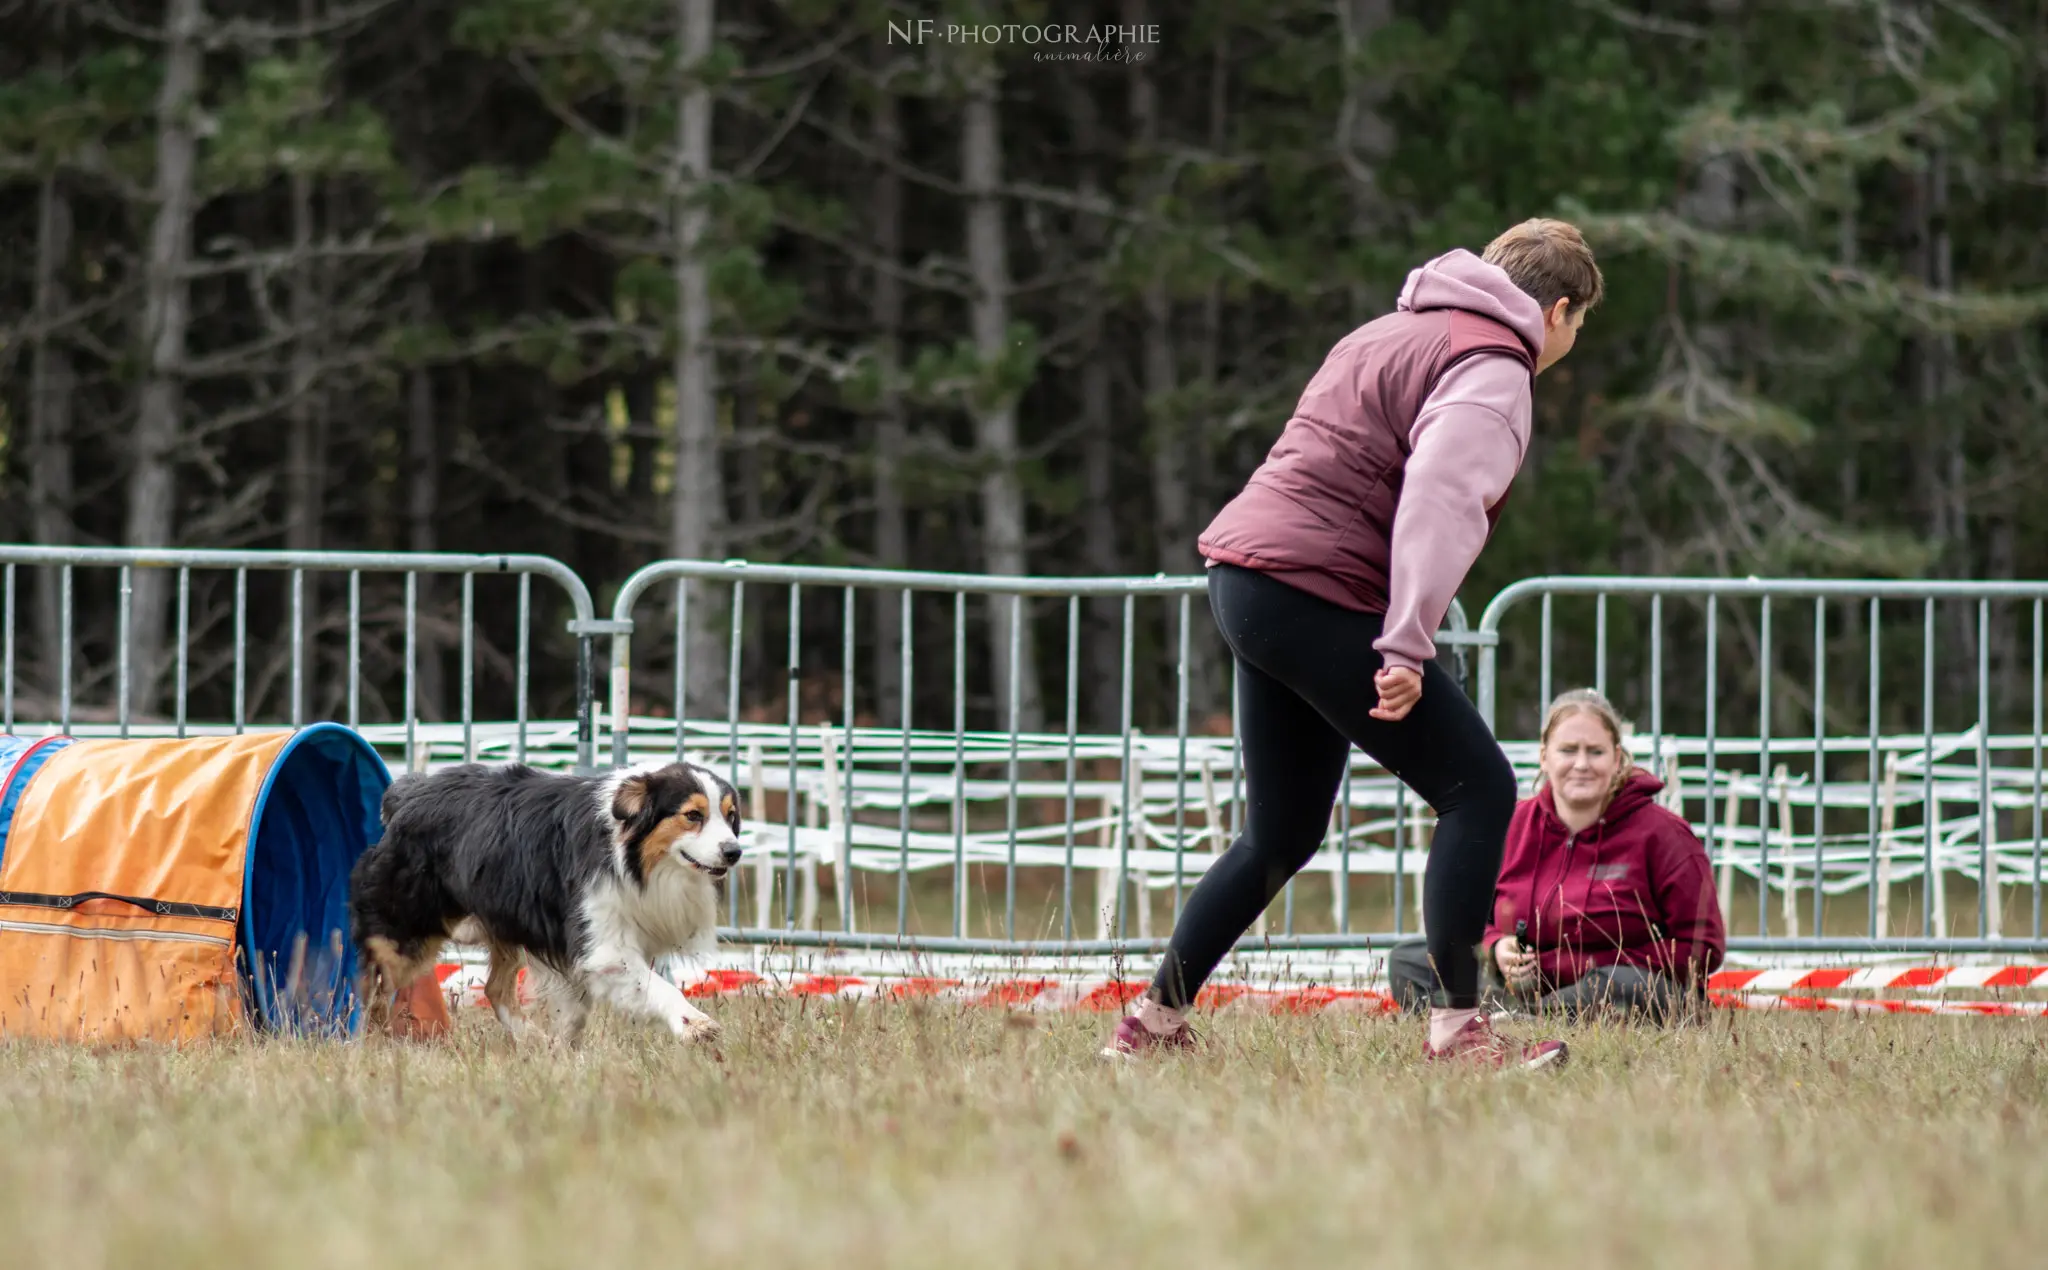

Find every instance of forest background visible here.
[2,0,2044,744]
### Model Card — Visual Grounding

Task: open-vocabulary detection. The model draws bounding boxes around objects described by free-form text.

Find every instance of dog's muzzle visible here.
[690,843,743,880]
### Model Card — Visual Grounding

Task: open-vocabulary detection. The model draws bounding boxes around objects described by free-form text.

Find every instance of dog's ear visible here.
[613,774,650,821]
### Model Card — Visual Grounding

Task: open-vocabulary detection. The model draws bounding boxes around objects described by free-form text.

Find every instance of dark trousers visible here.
[1147,564,1519,1011]
[1385,940,1695,1024]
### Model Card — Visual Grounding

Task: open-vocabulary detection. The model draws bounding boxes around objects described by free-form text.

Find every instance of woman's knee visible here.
[1563,965,1681,1023]
[1385,941,1437,1013]
[1469,746,1520,819]
[1418,741,1517,826]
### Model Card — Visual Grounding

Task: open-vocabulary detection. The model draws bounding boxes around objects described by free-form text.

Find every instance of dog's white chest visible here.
[586,869,718,961]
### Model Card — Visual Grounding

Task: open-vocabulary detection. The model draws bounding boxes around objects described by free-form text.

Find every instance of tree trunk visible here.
[625,375,659,508]
[962,64,1043,731]
[1079,335,1123,735]
[1929,148,1973,701]
[1064,76,1125,734]
[734,376,762,532]
[671,0,725,719]
[1338,0,1396,319]
[1191,29,1231,727]
[1127,0,1217,728]
[1910,144,1972,704]
[286,29,326,701]
[124,0,205,716]
[407,278,446,721]
[1988,517,2017,725]
[871,87,908,721]
[29,172,75,690]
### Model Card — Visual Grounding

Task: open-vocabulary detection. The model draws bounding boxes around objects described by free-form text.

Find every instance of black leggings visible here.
[1149,564,1518,1010]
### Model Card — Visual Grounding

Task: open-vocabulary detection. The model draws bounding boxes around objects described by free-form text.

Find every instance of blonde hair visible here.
[1484,218,1605,317]
[1535,687,1633,795]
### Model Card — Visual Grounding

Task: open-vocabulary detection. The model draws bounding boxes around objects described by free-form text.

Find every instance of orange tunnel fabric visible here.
[0,727,390,1045]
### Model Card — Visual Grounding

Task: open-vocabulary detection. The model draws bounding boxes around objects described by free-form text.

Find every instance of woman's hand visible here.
[1493,936,1539,991]
[1371,666,1423,721]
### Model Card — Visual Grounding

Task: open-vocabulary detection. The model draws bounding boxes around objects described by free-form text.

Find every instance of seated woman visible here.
[1387,687,1726,1023]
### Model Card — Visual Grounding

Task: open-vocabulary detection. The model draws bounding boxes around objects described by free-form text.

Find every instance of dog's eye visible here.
[684,809,706,825]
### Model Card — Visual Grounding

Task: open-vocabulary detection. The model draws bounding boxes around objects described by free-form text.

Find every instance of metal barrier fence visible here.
[7,543,2045,962]
[0,546,601,770]
[1476,577,2048,954]
[604,559,1485,955]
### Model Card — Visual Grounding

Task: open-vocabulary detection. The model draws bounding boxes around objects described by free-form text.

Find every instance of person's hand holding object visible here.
[1371,665,1422,721]
[1493,936,1540,990]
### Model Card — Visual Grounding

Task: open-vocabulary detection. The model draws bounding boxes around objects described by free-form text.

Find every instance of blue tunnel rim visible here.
[0,735,76,871]
[240,721,391,1032]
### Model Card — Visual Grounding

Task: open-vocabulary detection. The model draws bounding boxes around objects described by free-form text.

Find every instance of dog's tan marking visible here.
[614,774,650,818]
[637,792,712,876]
[359,934,446,1036]
[720,791,737,823]
[483,940,529,1043]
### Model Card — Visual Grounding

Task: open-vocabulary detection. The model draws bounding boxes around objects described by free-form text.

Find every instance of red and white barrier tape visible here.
[1706,965,2048,993]
[1708,991,2048,1017]
[430,963,1400,1015]
[429,959,2048,1019]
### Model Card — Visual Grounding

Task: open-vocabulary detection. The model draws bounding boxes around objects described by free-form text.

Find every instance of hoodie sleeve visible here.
[1642,812,1727,983]
[1371,354,1533,673]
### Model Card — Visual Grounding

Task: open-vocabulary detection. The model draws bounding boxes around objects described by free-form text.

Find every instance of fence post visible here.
[568,617,634,772]
[1477,634,1500,736]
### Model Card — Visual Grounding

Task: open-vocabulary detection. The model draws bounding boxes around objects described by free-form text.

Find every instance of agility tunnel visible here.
[0,724,391,1044]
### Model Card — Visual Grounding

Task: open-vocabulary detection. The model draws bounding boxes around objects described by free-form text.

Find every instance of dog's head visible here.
[606,762,744,883]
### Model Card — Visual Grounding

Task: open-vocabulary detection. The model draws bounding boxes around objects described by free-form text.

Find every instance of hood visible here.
[1397,248,1547,360]
[1532,766,1664,831]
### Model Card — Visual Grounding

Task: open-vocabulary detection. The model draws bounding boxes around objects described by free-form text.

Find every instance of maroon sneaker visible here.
[1424,1012,1567,1072]
[1101,1014,1197,1061]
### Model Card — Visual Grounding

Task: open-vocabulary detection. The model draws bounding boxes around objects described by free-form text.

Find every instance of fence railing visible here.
[0,546,601,770]
[604,558,1481,953]
[1476,576,2048,952]
[6,543,2045,959]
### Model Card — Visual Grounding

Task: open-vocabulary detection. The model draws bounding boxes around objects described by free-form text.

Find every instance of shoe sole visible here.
[1522,1044,1569,1071]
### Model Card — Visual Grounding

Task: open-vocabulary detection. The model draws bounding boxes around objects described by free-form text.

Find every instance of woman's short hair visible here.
[1484,218,1605,317]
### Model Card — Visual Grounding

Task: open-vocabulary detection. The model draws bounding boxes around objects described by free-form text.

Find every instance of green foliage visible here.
[12,0,2048,731]
[0,47,155,175]
[205,54,397,194]
[1578,210,2048,337]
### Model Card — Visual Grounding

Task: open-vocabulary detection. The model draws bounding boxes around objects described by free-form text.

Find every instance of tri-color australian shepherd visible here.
[348,759,744,1046]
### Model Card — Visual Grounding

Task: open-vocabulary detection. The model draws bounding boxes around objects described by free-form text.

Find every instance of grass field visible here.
[3,1000,2044,1270]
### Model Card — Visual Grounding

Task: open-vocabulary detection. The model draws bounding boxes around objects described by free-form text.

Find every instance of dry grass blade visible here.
[0,1003,2043,1269]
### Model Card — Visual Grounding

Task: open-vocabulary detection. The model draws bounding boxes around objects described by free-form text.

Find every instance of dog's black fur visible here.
[348,759,743,1044]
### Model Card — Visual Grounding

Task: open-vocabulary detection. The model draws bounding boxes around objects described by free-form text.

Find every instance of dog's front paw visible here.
[677,1016,724,1045]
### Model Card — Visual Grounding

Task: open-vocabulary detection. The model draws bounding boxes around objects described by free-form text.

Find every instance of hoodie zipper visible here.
[1531,813,1606,955]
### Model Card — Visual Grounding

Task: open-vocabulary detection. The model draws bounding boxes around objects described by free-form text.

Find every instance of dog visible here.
[347,759,744,1046]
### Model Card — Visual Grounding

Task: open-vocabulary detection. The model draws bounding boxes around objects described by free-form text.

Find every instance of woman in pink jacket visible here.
[1388,689,1728,1022]
[1104,220,1603,1069]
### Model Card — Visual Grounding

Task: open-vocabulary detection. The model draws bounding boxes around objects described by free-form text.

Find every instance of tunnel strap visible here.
[0,889,238,923]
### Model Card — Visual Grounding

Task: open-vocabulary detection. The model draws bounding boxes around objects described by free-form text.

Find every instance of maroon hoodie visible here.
[1483,769,1727,990]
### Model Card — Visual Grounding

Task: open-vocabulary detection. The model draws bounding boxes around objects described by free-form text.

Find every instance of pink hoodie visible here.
[1196,247,1543,666]
[1371,251,1545,672]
